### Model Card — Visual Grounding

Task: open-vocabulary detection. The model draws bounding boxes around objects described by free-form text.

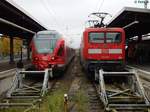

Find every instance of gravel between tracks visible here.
[68,55,103,112]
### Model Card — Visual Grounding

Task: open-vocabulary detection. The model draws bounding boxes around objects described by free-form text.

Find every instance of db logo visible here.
[102,49,109,54]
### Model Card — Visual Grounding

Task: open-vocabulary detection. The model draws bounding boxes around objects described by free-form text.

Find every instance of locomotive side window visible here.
[89,32,104,43]
[106,32,121,43]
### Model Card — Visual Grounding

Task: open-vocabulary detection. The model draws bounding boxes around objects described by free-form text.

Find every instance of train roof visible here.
[84,27,124,32]
[34,30,63,39]
[36,30,61,35]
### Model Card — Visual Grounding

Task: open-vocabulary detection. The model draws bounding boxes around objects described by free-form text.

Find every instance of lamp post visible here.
[16,45,24,68]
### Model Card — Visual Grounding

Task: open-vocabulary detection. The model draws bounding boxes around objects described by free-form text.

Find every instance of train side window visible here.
[57,46,64,56]
[89,32,104,43]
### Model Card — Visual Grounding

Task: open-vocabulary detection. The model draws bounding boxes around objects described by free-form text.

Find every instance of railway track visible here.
[139,75,150,103]
[92,68,150,112]
[87,82,103,112]
[69,55,149,112]
[1,55,150,112]
[72,55,150,112]
[127,65,150,101]
[0,64,31,95]
[0,60,62,112]
[0,68,58,112]
[68,55,104,112]
[0,56,76,112]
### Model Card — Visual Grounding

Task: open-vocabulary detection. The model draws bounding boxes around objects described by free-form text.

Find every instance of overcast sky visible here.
[11,0,149,48]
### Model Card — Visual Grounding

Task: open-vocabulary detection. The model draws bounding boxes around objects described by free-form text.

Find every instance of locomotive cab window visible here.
[106,32,121,43]
[89,32,104,43]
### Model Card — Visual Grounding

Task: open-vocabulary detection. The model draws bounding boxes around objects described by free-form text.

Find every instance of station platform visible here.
[128,63,150,73]
[0,59,31,72]
[132,64,150,72]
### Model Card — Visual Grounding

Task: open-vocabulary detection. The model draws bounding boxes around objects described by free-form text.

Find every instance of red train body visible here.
[80,27,125,71]
[30,30,74,73]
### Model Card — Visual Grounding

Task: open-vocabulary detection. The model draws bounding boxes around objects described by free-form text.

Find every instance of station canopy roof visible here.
[0,0,47,38]
[107,7,150,38]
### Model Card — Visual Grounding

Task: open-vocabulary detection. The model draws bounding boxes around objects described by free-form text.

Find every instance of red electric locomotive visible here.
[80,27,125,72]
[30,30,74,75]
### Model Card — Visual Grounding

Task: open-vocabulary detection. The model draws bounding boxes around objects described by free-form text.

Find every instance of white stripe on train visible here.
[109,49,122,54]
[88,49,122,54]
[88,49,102,54]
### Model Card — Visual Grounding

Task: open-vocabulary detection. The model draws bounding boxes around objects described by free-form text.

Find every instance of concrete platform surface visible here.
[0,60,30,72]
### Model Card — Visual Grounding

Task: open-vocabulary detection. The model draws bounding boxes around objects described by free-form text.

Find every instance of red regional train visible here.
[80,27,125,72]
[30,30,74,75]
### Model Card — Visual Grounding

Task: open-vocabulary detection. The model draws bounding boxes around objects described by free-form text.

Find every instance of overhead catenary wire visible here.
[98,0,105,12]
[96,0,113,25]
[39,0,61,29]
[39,0,58,24]
[94,0,102,12]
[44,0,60,25]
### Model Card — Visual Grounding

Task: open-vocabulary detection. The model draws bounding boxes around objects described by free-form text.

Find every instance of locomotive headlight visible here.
[34,57,39,61]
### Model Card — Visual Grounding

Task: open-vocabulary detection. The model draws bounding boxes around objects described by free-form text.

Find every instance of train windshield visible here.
[34,34,58,53]
[106,32,121,43]
[89,32,121,43]
[89,32,104,43]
